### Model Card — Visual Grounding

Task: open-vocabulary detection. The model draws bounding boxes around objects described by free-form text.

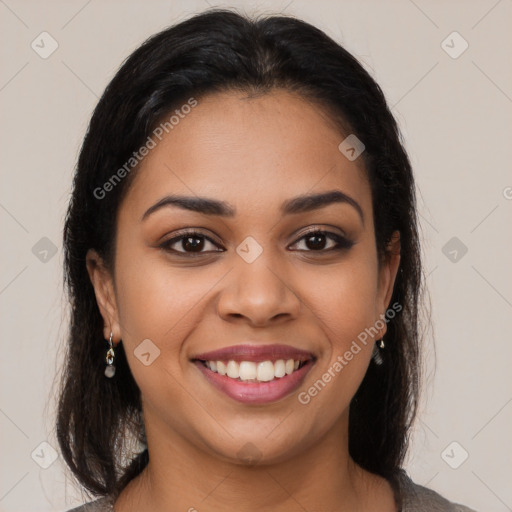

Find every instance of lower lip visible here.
[193,360,314,405]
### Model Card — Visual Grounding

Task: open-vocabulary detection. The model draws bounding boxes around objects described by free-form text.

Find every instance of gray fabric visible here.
[66,495,114,512]
[397,471,477,511]
[66,472,477,511]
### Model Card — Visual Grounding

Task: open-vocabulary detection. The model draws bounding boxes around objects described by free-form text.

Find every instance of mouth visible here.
[191,344,316,405]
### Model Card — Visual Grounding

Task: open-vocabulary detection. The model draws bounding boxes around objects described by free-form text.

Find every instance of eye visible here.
[159,228,354,256]
[159,230,223,255]
[290,229,354,252]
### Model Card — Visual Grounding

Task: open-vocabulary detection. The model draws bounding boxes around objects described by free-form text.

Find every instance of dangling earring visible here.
[372,338,385,366]
[104,331,116,378]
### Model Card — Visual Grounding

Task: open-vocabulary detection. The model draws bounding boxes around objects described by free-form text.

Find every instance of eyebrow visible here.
[141,190,364,224]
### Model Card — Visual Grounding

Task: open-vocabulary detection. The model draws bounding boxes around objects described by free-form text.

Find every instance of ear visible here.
[86,249,121,344]
[375,231,401,337]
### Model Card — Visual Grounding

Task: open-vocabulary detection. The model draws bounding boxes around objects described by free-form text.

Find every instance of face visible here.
[87,89,400,466]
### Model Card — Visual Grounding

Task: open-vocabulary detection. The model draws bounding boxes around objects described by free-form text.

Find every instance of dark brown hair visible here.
[57,8,422,500]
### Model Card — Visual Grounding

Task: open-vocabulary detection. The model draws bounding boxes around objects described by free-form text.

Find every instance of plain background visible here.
[0,0,511,510]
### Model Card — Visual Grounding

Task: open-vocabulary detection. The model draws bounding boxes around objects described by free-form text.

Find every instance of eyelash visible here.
[159,228,354,256]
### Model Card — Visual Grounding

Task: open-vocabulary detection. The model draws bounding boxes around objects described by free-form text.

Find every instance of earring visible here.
[372,338,385,366]
[104,331,116,378]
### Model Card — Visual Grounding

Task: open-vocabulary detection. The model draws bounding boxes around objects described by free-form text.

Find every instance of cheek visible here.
[113,259,208,418]
[298,249,379,401]
[113,248,228,376]
[111,254,226,449]
[115,262,202,343]
[304,254,380,346]
[331,278,380,351]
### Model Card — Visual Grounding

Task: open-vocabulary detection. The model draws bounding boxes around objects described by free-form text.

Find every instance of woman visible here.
[58,9,477,512]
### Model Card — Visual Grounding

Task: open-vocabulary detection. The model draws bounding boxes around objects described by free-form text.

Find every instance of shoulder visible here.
[397,471,477,512]
[65,496,114,512]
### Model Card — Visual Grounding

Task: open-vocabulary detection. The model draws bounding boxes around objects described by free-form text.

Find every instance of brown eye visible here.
[181,235,205,252]
[304,233,328,250]
[160,231,222,254]
[291,230,354,252]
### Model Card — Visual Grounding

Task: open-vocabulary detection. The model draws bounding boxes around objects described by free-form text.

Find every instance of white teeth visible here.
[226,360,239,379]
[239,361,257,381]
[203,358,307,382]
[274,359,286,378]
[216,361,226,375]
[257,361,275,382]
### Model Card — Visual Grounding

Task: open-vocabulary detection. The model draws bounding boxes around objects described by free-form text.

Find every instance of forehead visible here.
[120,90,371,218]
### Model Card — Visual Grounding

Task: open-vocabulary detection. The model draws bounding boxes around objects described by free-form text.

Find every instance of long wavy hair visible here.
[57,8,422,500]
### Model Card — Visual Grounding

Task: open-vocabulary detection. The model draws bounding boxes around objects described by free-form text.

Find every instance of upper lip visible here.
[191,344,316,363]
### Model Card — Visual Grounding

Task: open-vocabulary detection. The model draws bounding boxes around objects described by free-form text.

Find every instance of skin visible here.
[87,89,401,511]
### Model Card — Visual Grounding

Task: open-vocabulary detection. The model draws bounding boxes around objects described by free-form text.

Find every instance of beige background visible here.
[1,0,511,510]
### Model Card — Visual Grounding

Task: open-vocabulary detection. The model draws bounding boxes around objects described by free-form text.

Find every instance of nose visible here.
[217,256,302,327]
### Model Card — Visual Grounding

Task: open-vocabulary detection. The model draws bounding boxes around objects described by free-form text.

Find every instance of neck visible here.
[115,412,395,512]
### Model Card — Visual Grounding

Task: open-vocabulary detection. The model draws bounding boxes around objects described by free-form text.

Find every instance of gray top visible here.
[66,472,477,511]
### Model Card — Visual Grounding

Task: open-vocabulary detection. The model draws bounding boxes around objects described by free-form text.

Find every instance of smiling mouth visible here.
[196,358,311,383]
[192,356,316,405]
[190,343,317,404]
